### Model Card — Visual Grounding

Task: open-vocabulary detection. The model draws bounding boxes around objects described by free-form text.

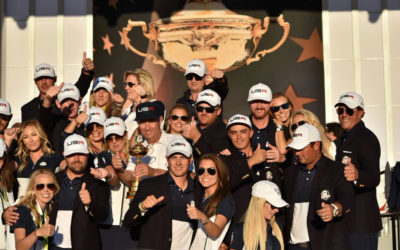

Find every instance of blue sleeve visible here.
[96,151,112,168]
[231,223,244,250]
[216,194,235,221]
[10,206,35,234]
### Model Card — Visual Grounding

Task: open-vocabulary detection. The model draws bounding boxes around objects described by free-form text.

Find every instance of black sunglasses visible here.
[0,114,12,121]
[185,74,203,81]
[291,120,306,131]
[270,103,290,113]
[125,82,138,88]
[336,107,354,116]
[196,106,216,113]
[36,183,56,191]
[197,167,217,176]
[171,115,189,122]
[106,135,124,142]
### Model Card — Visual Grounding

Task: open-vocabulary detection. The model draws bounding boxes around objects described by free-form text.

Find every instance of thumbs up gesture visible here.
[75,105,88,126]
[79,182,91,205]
[141,195,164,210]
[182,117,201,143]
[46,81,64,101]
[112,151,124,171]
[266,144,285,163]
[343,157,358,182]
[110,91,124,107]
[35,216,55,237]
[82,51,94,73]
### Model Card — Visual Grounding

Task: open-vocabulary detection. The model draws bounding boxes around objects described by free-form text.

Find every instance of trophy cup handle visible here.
[122,19,167,67]
[246,15,290,65]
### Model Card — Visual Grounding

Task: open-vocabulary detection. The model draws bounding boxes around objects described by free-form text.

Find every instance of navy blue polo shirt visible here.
[58,171,83,211]
[168,173,194,222]
[250,116,276,150]
[16,154,63,178]
[294,162,319,203]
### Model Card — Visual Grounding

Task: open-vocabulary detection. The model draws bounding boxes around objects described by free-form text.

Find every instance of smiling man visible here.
[334,92,382,250]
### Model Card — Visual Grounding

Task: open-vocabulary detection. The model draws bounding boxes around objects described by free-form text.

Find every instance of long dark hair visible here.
[199,154,230,217]
[0,153,15,192]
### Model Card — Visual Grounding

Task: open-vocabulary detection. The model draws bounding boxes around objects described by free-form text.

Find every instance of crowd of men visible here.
[0,55,383,250]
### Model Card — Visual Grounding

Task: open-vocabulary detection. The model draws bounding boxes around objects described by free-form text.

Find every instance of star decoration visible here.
[285,84,317,111]
[118,30,130,50]
[101,34,114,55]
[290,28,323,62]
[108,0,119,10]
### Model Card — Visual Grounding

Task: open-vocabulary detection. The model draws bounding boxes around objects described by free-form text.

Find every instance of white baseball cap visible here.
[0,138,7,158]
[104,117,126,139]
[195,89,221,107]
[93,77,113,93]
[64,134,89,156]
[34,63,56,79]
[335,91,365,109]
[57,83,80,103]
[166,137,192,158]
[184,59,207,77]
[0,99,12,116]
[286,123,321,150]
[247,83,272,102]
[252,180,289,208]
[226,114,252,129]
[86,107,107,126]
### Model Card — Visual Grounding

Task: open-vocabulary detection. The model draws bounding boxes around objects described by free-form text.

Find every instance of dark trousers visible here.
[349,232,379,250]
[288,243,312,250]
[99,225,137,250]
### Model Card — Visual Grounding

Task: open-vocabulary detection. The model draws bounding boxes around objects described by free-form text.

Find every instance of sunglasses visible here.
[0,114,12,121]
[196,106,216,113]
[106,135,124,142]
[291,120,306,131]
[125,82,138,88]
[36,183,56,191]
[185,74,203,81]
[270,103,290,113]
[336,107,354,116]
[197,167,217,176]
[171,115,189,122]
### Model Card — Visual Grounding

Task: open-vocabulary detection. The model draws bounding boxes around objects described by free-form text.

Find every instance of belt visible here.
[294,242,310,248]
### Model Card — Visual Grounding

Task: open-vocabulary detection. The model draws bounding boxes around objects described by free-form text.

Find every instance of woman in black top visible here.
[11,168,59,250]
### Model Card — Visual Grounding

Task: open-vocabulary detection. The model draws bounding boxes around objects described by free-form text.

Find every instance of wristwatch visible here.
[331,203,340,217]
[276,125,284,132]
[202,217,209,225]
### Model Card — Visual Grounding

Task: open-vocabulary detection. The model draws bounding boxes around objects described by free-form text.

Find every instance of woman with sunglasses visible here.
[270,93,294,154]
[231,180,288,250]
[291,109,336,160]
[14,120,64,197]
[11,168,59,250]
[187,154,235,250]
[0,139,16,250]
[120,69,164,139]
[89,77,124,118]
[165,104,191,135]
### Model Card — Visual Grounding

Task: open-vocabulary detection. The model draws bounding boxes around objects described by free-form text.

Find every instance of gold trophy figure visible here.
[127,135,149,199]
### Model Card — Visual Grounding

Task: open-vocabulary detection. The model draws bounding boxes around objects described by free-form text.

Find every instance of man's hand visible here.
[317,202,334,222]
[90,167,111,180]
[35,217,55,237]
[219,148,231,156]
[45,82,64,102]
[141,195,164,210]
[266,144,285,163]
[3,206,19,226]
[82,51,94,74]
[134,163,153,179]
[344,157,358,182]
[112,152,124,171]
[110,91,124,107]
[208,69,224,80]
[79,182,91,205]
[247,144,267,168]
[182,117,201,143]
[75,105,88,126]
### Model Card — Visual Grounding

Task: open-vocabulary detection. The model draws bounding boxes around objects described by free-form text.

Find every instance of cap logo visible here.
[229,116,246,122]
[0,103,7,108]
[61,88,75,93]
[138,106,155,113]
[36,66,51,72]
[341,94,354,99]
[90,112,101,116]
[274,187,281,195]
[250,89,267,94]
[189,63,201,68]
[171,142,186,147]
[201,93,214,97]
[105,122,120,127]
[67,140,85,146]
[293,133,303,137]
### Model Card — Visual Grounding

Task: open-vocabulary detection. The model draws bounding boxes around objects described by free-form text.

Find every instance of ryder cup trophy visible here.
[126,134,149,199]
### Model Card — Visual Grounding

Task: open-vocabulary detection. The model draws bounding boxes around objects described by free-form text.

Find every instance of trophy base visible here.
[126,191,136,199]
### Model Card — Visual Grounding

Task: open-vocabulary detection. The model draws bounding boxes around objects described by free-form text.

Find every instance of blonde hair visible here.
[89,91,113,117]
[17,169,60,226]
[15,120,54,174]
[243,197,284,250]
[293,109,335,160]
[124,69,156,100]
[165,104,191,134]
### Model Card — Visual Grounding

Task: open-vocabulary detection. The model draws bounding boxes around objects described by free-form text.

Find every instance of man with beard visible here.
[0,99,12,141]
[21,53,94,122]
[39,83,84,153]
[247,83,278,150]
[50,134,109,250]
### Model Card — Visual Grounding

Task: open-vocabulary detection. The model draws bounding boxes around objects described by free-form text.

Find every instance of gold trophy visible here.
[126,135,149,199]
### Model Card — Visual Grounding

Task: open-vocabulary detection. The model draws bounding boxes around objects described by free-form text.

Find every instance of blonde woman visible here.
[11,168,59,250]
[270,93,294,154]
[14,120,64,197]
[231,181,288,250]
[290,109,336,160]
[89,76,124,117]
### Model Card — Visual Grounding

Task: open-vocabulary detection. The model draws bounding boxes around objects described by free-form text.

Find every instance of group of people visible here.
[0,55,382,250]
